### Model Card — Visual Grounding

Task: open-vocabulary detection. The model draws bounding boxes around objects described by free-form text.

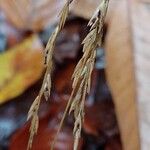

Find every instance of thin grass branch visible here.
[51,0,109,150]
[26,0,74,149]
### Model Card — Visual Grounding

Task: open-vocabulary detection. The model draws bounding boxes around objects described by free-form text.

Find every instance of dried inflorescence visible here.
[27,0,109,150]
[27,0,74,150]
[52,1,109,150]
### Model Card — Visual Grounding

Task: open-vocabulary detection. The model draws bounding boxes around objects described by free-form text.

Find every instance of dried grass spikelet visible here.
[27,0,74,150]
[51,1,109,150]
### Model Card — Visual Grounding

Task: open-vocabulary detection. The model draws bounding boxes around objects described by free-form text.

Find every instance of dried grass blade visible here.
[55,1,109,150]
[27,0,74,149]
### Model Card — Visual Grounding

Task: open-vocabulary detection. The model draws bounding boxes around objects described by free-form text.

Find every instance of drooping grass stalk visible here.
[51,0,109,150]
[26,1,74,150]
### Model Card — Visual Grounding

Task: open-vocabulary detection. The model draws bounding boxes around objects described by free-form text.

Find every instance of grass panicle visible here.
[51,0,109,150]
[27,0,74,150]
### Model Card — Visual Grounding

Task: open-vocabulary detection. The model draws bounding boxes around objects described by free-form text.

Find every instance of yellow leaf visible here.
[0,35,44,104]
